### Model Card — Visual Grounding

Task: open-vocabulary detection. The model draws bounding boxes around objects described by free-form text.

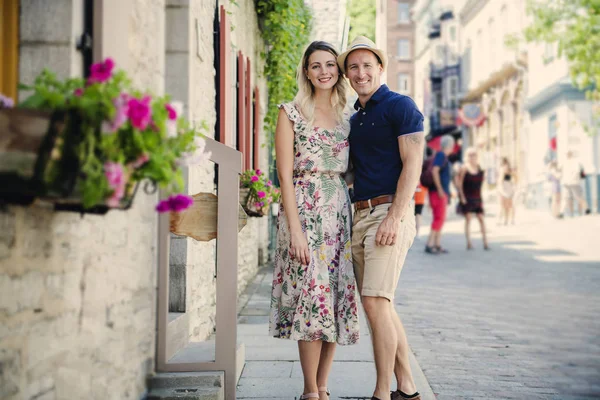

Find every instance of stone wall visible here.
[0,1,164,399]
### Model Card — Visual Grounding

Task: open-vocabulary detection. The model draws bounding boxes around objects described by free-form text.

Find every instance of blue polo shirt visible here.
[349,85,424,201]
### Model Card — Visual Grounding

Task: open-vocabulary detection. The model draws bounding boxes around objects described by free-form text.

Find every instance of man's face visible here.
[345,49,383,99]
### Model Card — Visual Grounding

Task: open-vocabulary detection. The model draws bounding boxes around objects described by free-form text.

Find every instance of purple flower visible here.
[250,175,259,182]
[73,88,84,97]
[256,169,262,175]
[0,94,14,108]
[257,191,266,199]
[127,96,152,130]
[88,58,115,84]
[155,194,194,213]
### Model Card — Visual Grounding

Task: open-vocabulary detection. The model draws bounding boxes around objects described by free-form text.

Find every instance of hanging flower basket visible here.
[0,58,211,215]
[239,169,280,218]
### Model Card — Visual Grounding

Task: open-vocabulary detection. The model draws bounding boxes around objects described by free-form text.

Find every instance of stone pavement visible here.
[236,204,600,399]
[399,203,600,400]
[236,271,436,400]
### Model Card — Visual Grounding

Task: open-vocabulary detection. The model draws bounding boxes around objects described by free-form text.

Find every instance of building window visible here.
[397,39,410,60]
[397,3,410,23]
[397,73,410,94]
[449,26,456,42]
[448,77,458,109]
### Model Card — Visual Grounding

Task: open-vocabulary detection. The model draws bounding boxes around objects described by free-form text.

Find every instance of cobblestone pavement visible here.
[398,204,600,399]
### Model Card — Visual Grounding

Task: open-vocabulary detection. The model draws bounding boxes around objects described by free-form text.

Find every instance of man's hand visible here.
[375,214,402,246]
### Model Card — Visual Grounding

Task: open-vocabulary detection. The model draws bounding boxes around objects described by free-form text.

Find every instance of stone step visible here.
[148,372,223,390]
[146,386,223,400]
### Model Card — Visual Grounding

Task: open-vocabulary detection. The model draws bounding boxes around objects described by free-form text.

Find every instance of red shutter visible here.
[237,51,246,161]
[219,6,230,145]
[253,86,260,170]
[245,58,252,170]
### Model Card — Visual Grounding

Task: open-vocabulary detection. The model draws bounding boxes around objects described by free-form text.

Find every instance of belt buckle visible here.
[367,198,373,209]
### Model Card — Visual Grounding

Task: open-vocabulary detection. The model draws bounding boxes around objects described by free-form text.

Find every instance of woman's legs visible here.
[508,197,515,224]
[465,213,472,249]
[477,213,489,249]
[316,342,336,399]
[298,340,323,395]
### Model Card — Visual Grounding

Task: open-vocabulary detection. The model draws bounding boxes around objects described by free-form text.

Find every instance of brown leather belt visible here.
[354,195,394,211]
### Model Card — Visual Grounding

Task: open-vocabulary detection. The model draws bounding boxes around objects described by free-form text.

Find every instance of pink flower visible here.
[102,93,129,134]
[257,191,266,199]
[165,103,177,120]
[73,88,84,97]
[251,175,259,182]
[155,194,194,213]
[104,162,126,207]
[88,58,115,84]
[131,153,150,168]
[0,94,14,108]
[256,169,262,175]
[266,180,272,187]
[127,96,152,130]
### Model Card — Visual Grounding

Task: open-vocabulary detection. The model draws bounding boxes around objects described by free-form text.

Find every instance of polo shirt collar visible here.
[353,84,390,110]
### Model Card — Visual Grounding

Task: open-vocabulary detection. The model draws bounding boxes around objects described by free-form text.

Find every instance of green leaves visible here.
[256,0,313,151]
[525,0,600,129]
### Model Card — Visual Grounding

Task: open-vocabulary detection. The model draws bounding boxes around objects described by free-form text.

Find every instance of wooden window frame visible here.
[237,51,246,161]
[0,0,20,102]
[244,58,252,170]
[253,87,260,170]
[219,6,231,146]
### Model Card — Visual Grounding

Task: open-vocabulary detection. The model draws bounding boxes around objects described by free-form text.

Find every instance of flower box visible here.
[0,58,211,215]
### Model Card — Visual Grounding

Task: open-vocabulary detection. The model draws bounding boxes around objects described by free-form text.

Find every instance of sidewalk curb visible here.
[409,349,436,400]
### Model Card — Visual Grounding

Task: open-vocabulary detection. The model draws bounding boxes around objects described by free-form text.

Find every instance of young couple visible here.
[269,36,425,400]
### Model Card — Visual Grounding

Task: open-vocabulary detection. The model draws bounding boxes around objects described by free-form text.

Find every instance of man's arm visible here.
[432,166,445,197]
[375,131,424,246]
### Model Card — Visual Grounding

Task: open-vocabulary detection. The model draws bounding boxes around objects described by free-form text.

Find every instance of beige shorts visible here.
[351,202,416,301]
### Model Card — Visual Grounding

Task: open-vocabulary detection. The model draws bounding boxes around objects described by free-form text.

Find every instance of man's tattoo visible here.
[406,134,422,145]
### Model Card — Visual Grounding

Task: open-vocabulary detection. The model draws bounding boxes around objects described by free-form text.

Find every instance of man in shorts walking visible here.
[338,36,425,400]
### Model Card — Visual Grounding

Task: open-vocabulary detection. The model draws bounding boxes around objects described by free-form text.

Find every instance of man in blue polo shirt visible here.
[338,36,424,400]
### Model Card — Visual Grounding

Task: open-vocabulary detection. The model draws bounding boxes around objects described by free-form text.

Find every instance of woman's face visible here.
[468,152,478,164]
[305,50,339,91]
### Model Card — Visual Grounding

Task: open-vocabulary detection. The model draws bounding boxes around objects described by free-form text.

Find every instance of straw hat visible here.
[337,35,387,74]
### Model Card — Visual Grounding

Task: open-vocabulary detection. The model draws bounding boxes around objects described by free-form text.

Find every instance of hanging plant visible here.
[2,58,210,213]
[256,0,313,151]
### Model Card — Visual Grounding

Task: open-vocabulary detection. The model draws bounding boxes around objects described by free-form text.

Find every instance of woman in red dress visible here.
[457,147,489,250]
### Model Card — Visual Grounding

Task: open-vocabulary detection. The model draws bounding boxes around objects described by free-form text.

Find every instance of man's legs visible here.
[363,296,397,400]
[391,302,417,394]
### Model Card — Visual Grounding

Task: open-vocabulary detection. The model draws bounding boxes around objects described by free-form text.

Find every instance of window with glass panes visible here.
[397,73,410,94]
[397,3,410,23]
[397,39,410,59]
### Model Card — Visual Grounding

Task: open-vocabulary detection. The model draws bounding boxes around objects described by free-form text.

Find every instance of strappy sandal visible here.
[318,386,331,397]
[298,393,319,399]
[391,389,421,400]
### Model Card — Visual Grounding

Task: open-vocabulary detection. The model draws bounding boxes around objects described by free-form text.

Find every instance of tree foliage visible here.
[256,0,313,151]
[524,0,600,104]
[347,0,376,43]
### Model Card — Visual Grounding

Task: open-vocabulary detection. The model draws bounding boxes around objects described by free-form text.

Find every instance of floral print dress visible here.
[269,102,359,345]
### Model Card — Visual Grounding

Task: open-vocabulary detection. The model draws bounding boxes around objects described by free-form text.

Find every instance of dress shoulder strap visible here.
[278,102,302,124]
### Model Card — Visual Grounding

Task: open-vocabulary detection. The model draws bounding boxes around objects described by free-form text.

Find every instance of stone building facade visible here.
[383,0,417,98]
[0,0,269,399]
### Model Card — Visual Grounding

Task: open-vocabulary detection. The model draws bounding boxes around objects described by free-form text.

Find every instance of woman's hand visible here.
[460,195,467,205]
[290,229,310,265]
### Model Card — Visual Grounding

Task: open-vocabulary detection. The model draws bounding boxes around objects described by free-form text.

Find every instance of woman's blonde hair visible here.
[294,41,349,130]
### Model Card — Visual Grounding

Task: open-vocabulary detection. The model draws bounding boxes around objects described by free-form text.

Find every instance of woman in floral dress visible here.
[269,41,359,400]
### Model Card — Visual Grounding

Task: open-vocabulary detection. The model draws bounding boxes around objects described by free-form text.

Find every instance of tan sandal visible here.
[318,386,330,395]
[299,393,319,399]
